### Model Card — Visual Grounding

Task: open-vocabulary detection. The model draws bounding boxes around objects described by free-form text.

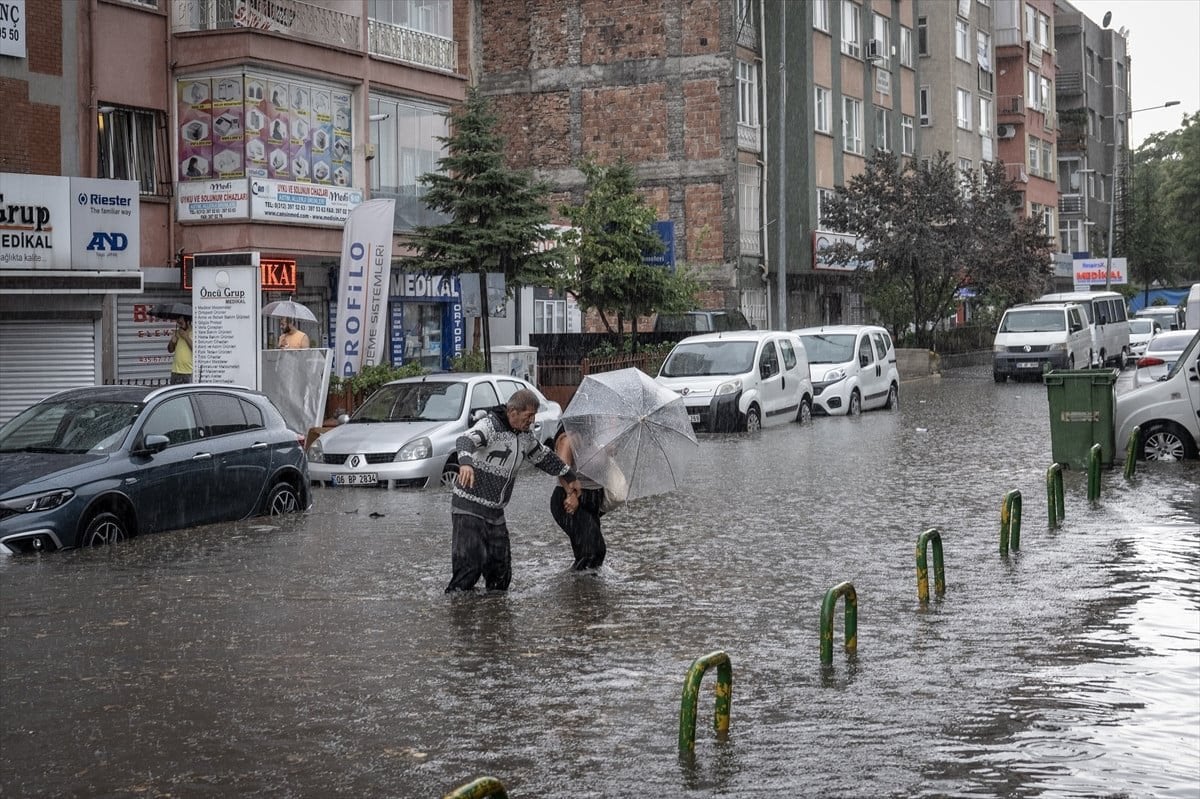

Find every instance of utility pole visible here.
[775,1,787,330]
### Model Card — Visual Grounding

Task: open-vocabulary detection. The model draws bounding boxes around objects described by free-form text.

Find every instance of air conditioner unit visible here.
[997,124,1018,139]
[867,39,882,60]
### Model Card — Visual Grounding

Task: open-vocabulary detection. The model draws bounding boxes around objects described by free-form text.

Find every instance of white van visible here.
[656,330,814,432]
[793,325,900,415]
[1034,290,1131,368]
[992,303,1092,382]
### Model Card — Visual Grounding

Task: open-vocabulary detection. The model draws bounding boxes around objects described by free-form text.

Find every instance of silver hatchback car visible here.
[306,373,562,489]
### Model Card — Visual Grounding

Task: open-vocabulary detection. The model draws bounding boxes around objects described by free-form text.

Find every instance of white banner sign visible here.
[813,230,871,272]
[177,179,250,221]
[70,177,140,269]
[1073,258,1127,287]
[0,0,25,59]
[192,254,263,388]
[250,177,363,226]
[335,199,395,377]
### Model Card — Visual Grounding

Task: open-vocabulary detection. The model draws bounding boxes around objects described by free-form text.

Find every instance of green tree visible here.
[1158,111,1200,278]
[401,86,564,367]
[558,158,698,348]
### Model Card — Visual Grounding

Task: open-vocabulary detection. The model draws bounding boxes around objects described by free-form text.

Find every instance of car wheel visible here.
[797,397,812,425]
[263,481,301,516]
[1139,422,1197,461]
[993,372,1007,383]
[744,405,762,432]
[884,383,899,410]
[440,460,460,488]
[848,390,862,417]
[79,511,129,548]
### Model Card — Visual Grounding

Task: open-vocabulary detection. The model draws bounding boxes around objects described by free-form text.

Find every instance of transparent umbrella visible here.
[560,368,698,503]
[261,298,317,322]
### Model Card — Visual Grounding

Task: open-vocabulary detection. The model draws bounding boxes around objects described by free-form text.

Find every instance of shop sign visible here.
[250,178,363,226]
[813,230,871,272]
[1072,258,1127,288]
[177,179,250,221]
[0,0,25,59]
[1,173,138,270]
[181,253,296,291]
[390,272,459,299]
[192,252,263,388]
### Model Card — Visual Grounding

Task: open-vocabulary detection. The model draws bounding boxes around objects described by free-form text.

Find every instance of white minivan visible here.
[655,330,814,432]
[1034,290,1131,368]
[992,303,1092,381]
[793,325,900,415]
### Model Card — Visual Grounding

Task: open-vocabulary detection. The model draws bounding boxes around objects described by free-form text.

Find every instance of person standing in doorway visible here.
[446,389,581,593]
[166,318,193,384]
[277,318,310,349]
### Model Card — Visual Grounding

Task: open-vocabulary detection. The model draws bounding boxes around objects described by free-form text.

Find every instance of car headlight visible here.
[0,488,74,514]
[714,379,742,396]
[1049,341,1067,351]
[824,367,847,382]
[397,437,433,461]
[993,344,1005,353]
[306,437,324,460]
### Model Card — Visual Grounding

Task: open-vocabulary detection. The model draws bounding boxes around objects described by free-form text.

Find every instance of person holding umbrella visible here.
[550,425,615,570]
[277,317,310,349]
[166,318,193,384]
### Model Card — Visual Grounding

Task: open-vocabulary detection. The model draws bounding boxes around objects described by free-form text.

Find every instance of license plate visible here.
[688,413,701,423]
[1017,361,1038,369]
[333,472,377,486]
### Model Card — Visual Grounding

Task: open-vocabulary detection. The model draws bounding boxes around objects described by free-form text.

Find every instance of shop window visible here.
[98,106,169,196]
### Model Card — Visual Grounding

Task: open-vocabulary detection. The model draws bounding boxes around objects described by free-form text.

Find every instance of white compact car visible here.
[307,373,561,489]
[1116,330,1200,461]
[793,325,900,415]
[656,330,814,432]
[1128,318,1161,358]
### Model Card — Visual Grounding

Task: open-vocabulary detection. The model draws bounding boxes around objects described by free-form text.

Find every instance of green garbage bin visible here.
[1043,369,1119,470]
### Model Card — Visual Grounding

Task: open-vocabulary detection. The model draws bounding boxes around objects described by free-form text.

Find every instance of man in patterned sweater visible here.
[447,388,581,592]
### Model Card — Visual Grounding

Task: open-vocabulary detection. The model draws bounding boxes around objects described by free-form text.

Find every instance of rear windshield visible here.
[998,309,1067,333]
[660,341,758,377]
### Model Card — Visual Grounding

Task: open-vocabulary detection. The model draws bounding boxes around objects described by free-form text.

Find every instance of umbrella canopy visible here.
[152,302,192,320]
[261,299,317,323]
[561,368,698,503]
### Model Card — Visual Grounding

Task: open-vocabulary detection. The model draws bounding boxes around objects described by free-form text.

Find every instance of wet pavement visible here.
[2,366,1198,797]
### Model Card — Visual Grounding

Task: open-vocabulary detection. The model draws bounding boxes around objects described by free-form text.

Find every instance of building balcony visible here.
[740,229,762,257]
[171,0,361,50]
[1005,163,1029,184]
[997,95,1024,119]
[1058,71,1083,95]
[369,19,457,73]
[737,123,761,153]
[1059,194,1084,214]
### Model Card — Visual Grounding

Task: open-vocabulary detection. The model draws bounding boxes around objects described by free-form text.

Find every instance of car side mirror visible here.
[859,354,869,367]
[135,434,170,455]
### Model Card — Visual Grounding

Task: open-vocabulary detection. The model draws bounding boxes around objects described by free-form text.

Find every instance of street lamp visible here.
[1103,100,1180,289]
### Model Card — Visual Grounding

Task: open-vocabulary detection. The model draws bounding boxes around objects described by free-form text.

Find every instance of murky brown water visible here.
[2,367,1198,797]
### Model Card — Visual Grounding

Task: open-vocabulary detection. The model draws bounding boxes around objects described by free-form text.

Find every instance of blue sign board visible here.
[643,220,676,270]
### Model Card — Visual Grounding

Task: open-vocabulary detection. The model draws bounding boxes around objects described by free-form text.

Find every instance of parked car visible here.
[793,325,900,415]
[1115,330,1200,461]
[991,303,1092,381]
[1034,290,1131,368]
[655,330,813,432]
[0,384,310,555]
[1128,318,1162,358]
[1134,305,1185,332]
[307,373,561,489]
[654,309,752,334]
[1132,329,1198,387]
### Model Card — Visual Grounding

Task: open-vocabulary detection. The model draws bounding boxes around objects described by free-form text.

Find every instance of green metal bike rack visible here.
[678,650,732,753]
[819,581,858,666]
[1124,425,1140,480]
[442,776,508,799]
[1000,489,1022,555]
[1087,442,1102,502]
[1046,463,1065,528]
[915,528,945,604]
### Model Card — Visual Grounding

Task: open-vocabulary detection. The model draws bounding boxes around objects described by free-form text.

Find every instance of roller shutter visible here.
[116,293,191,382]
[0,320,101,424]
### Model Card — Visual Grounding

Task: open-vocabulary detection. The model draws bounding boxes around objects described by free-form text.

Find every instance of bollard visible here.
[1088,443,1102,502]
[1046,463,1065,528]
[678,650,732,753]
[443,776,508,799]
[915,528,945,604]
[1124,425,1140,480]
[1000,489,1022,555]
[819,582,858,666]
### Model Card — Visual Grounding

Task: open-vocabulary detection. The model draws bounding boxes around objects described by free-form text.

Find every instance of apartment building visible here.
[0,0,470,419]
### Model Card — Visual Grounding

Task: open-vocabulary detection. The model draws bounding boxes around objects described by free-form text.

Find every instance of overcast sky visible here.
[1068,0,1200,147]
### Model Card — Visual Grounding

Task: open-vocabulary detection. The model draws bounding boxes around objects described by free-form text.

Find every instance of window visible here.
[1039,76,1052,113]
[900,27,913,67]
[872,14,890,64]
[955,18,970,61]
[369,95,450,231]
[1087,109,1097,136]
[977,31,993,92]
[874,107,892,152]
[142,397,199,447]
[1037,11,1049,47]
[956,88,972,130]
[197,393,263,437]
[978,96,993,137]
[758,341,780,378]
[1024,3,1036,42]
[97,106,168,196]
[1026,69,1040,110]
[843,97,863,154]
[1028,136,1041,174]
[469,382,501,415]
[815,86,832,134]
[1041,140,1054,179]
[813,0,830,31]
[1116,61,1126,90]
[738,163,762,255]
[737,60,760,129]
[1085,47,1096,78]
[817,188,836,228]
[841,1,860,57]
[534,299,566,334]
[1060,219,1085,253]
[780,339,798,370]
[901,115,915,154]
[917,16,928,56]
[919,86,931,126]
[368,0,452,39]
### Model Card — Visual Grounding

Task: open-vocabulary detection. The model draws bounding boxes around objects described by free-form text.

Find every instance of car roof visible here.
[793,325,887,334]
[1146,330,1198,348]
[1005,303,1080,312]
[1036,291,1123,302]
[672,329,791,345]
[382,372,530,386]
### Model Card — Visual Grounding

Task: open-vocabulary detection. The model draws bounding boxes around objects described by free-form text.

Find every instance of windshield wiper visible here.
[0,446,66,454]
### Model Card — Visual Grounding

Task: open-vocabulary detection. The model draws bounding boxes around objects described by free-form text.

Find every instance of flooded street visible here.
[2,367,1198,798]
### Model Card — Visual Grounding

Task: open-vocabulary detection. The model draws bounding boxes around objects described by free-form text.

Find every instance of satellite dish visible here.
[1102,10,1112,27]
[1118,26,1129,37]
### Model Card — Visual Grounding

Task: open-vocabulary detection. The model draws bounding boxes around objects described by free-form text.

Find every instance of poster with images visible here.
[211,77,245,179]
[266,79,291,180]
[310,89,333,185]
[331,90,352,187]
[289,84,313,182]
[243,76,269,177]
[178,79,213,181]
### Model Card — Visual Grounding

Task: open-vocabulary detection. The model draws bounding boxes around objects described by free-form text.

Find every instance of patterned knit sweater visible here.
[451,407,576,522]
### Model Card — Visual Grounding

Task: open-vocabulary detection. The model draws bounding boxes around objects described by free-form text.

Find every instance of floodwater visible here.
[2,366,1198,798]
